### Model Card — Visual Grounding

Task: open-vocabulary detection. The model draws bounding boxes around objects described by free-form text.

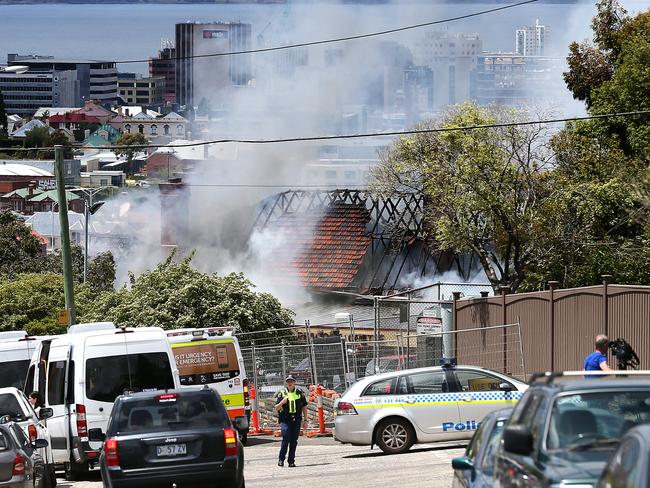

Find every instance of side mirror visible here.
[88,428,105,442]
[232,416,249,435]
[39,408,54,420]
[451,456,474,471]
[32,439,48,449]
[503,425,534,456]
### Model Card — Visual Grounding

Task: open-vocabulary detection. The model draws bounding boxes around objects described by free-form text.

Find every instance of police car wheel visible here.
[376,418,414,454]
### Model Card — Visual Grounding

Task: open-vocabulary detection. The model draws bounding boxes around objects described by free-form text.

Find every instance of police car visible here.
[334,362,527,454]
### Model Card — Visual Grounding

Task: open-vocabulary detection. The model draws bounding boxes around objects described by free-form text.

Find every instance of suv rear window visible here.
[547,391,650,450]
[0,394,26,421]
[0,360,29,389]
[112,392,229,434]
[86,353,174,403]
[0,430,8,451]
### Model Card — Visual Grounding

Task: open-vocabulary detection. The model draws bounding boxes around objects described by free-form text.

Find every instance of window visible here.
[454,371,508,392]
[0,431,7,451]
[164,125,170,135]
[479,419,507,475]
[0,394,25,421]
[0,360,30,389]
[138,124,144,134]
[125,124,131,134]
[86,353,174,403]
[48,361,66,405]
[24,365,35,395]
[112,392,229,435]
[150,124,157,135]
[465,420,488,460]
[173,342,240,386]
[406,371,448,394]
[547,391,650,450]
[363,377,397,396]
[599,438,642,488]
[177,124,184,135]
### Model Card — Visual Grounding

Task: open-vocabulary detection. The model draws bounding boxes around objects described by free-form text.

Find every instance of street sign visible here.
[57,309,69,326]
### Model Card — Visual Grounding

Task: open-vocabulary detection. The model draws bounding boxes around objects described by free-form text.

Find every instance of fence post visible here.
[373,297,380,373]
[500,285,510,374]
[602,275,613,338]
[548,281,559,371]
[281,342,287,380]
[305,320,318,386]
[452,292,461,359]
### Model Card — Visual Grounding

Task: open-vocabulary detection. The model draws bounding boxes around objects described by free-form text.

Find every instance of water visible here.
[0,1,647,75]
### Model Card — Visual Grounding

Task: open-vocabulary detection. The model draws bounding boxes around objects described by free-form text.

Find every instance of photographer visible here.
[584,334,612,372]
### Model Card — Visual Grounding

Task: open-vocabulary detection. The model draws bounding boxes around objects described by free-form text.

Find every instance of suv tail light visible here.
[224,428,238,457]
[104,437,119,467]
[76,404,88,439]
[243,378,250,408]
[335,402,358,416]
[12,454,25,476]
[28,424,37,444]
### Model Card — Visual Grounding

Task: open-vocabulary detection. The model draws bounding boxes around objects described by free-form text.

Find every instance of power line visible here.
[2,109,649,154]
[115,0,537,64]
[182,183,368,188]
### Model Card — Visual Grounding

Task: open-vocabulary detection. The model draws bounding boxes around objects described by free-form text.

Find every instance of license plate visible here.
[156,444,187,457]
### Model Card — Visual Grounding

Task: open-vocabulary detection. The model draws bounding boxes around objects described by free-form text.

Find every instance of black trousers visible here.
[279,416,301,464]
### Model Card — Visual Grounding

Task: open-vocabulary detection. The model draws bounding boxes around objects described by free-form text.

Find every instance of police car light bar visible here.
[530,370,650,384]
[440,358,457,368]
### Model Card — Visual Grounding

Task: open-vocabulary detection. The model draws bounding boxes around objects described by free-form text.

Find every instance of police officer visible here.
[275,375,308,467]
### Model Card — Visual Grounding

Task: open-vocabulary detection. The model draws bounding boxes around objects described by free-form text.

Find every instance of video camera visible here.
[608,338,640,370]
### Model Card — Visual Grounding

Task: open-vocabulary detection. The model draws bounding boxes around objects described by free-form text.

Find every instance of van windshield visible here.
[173,342,240,386]
[86,353,174,403]
[113,393,229,434]
[0,360,29,389]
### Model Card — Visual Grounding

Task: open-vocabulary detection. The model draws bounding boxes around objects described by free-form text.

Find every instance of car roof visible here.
[354,364,524,385]
[0,387,23,396]
[117,387,214,402]
[530,379,650,393]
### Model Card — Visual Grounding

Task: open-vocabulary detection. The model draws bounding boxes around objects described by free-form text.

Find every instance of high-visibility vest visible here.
[280,388,302,414]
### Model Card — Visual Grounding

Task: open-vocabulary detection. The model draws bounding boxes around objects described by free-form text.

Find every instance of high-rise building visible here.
[0,70,79,116]
[117,73,165,106]
[515,19,548,56]
[149,42,177,103]
[7,54,118,104]
[175,22,252,108]
[414,32,482,108]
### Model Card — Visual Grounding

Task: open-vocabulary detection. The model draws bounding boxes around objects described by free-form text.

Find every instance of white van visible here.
[165,328,250,442]
[0,332,48,391]
[26,324,180,481]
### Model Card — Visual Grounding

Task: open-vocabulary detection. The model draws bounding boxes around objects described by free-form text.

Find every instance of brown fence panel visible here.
[608,285,650,369]
[454,280,650,376]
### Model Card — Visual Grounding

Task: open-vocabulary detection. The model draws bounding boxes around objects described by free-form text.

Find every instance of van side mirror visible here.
[499,383,513,392]
[232,416,249,435]
[503,425,534,456]
[451,456,474,471]
[39,408,53,420]
[88,428,105,442]
[32,439,48,449]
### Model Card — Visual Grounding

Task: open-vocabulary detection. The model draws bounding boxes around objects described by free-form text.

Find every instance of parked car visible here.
[26,324,180,481]
[0,388,55,487]
[334,362,527,454]
[495,371,650,488]
[451,408,513,487]
[0,420,50,488]
[95,387,246,488]
[596,424,650,488]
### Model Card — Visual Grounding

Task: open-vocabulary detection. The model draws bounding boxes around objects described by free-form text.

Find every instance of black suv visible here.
[93,387,247,488]
[494,372,650,488]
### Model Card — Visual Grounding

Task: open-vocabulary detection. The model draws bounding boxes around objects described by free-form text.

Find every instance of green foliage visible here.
[24,126,52,148]
[371,103,553,292]
[0,210,44,277]
[0,274,94,336]
[81,252,295,332]
[114,132,148,160]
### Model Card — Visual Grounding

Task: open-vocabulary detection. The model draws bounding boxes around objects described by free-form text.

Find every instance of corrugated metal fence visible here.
[453,277,650,374]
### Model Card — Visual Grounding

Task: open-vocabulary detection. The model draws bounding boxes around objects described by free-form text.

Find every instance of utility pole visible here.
[54,145,76,327]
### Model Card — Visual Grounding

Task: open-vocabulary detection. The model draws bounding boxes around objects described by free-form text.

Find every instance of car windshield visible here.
[113,393,229,434]
[547,391,650,450]
[0,394,26,421]
[480,419,506,475]
[0,360,30,389]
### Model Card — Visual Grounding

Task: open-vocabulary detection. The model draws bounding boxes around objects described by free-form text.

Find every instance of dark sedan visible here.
[0,420,49,488]
[452,408,513,488]
[94,387,246,488]
[597,424,650,488]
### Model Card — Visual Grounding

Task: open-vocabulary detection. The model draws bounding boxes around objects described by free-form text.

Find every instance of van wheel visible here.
[375,418,414,454]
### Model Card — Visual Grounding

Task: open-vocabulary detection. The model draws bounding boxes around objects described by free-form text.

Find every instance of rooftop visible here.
[0,163,53,178]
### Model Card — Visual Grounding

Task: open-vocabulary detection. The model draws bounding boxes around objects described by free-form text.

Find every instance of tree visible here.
[23,126,52,148]
[0,210,44,277]
[114,132,148,172]
[81,252,295,332]
[370,103,553,292]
